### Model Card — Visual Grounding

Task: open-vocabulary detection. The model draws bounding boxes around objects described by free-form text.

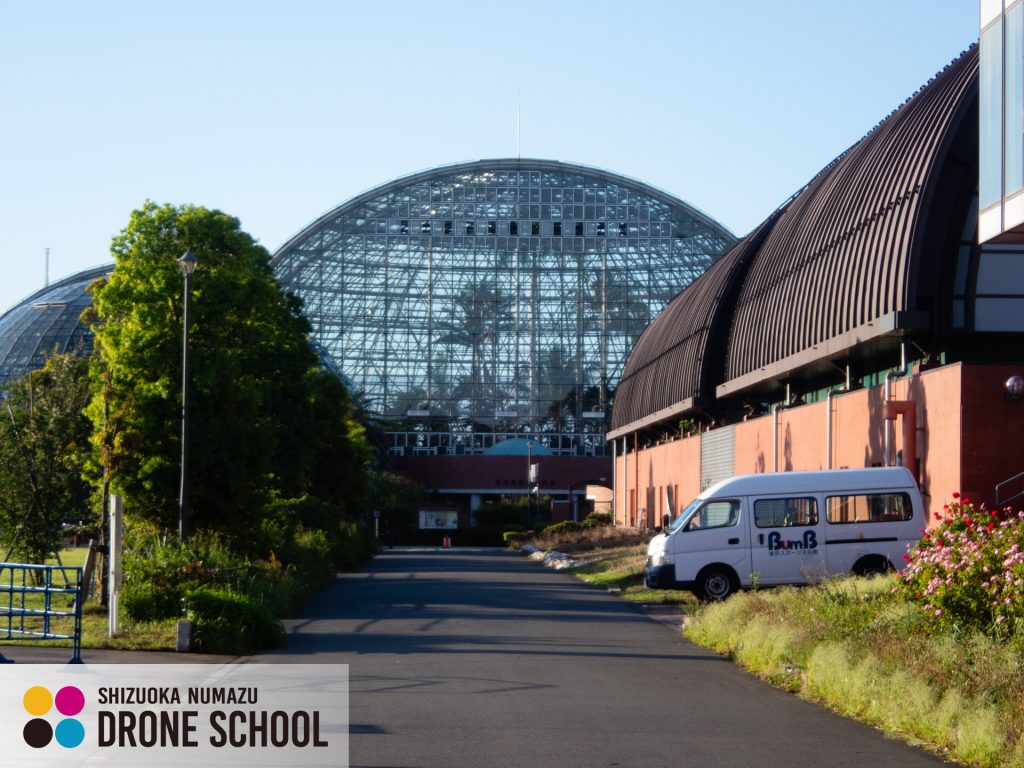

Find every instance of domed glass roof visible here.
[0,264,111,386]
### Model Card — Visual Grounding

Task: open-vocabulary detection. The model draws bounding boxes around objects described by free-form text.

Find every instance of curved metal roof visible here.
[273,158,735,257]
[721,46,977,395]
[609,213,782,436]
[610,45,979,436]
[0,263,112,386]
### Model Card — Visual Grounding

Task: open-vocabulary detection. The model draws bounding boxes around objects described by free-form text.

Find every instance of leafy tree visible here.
[368,472,424,538]
[86,202,366,535]
[0,354,92,564]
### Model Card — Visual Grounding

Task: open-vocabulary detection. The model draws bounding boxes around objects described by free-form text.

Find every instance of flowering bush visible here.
[898,494,1024,634]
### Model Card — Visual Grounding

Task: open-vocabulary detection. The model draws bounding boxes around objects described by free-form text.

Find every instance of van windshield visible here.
[666,498,702,534]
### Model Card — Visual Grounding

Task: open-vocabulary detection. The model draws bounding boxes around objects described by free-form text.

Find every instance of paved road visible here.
[261,547,949,768]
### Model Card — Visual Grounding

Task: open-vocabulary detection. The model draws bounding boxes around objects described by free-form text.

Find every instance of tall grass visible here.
[686,577,1024,767]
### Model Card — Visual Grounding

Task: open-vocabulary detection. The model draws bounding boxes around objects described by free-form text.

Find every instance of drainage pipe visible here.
[883,343,908,466]
[883,400,918,482]
[772,383,795,472]
[826,366,851,470]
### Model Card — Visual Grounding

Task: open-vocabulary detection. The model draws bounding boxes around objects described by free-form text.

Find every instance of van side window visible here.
[754,497,818,528]
[685,500,740,531]
[826,492,913,524]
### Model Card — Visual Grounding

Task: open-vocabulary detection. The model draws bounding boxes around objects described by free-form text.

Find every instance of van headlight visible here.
[650,551,673,568]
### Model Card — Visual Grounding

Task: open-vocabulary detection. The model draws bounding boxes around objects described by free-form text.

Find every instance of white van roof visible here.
[700,467,917,499]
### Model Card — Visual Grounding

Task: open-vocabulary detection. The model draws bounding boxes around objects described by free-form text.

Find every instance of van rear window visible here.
[826,492,913,524]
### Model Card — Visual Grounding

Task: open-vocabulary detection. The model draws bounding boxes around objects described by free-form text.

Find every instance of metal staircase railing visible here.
[996,470,1024,507]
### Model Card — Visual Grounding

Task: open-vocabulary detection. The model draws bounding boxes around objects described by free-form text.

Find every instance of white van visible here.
[643,467,924,600]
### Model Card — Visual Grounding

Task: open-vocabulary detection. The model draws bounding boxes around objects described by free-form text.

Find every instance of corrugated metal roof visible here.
[610,45,979,436]
[609,215,779,436]
[724,46,977,389]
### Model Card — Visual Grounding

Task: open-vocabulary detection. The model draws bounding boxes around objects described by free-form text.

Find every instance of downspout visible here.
[826,366,851,470]
[634,432,640,527]
[883,343,908,467]
[772,383,793,472]
[884,400,918,481]
[611,438,618,527]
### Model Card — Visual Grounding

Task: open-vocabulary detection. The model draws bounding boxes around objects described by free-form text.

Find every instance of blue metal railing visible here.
[0,563,82,663]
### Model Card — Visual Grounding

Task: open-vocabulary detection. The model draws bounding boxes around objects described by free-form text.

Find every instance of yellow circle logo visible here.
[23,686,53,717]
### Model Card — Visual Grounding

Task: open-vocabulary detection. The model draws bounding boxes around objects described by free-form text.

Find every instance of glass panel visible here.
[977,248,1024,293]
[976,297,1024,330]
[981,18,1004,209]
[684,500,740,531]
[826,493,913,524]
[754,497,818,528]
[1007,3,1024,195]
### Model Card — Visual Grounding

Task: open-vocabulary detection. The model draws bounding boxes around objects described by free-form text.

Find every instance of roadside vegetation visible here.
[509,517,693,604]
[0,203,377,655]
[522,498,1024,768]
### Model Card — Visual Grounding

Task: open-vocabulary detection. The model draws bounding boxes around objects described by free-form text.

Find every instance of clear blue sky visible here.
[0,0,978,313]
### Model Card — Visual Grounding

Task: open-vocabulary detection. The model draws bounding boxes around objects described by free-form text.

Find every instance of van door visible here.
[670,498,751,586]
[749,493,826,585]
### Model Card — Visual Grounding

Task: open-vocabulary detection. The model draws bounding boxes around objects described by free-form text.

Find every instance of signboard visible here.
[418,510,458,530]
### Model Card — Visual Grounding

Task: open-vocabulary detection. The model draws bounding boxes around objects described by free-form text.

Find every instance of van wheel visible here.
[697,567,737,601]
[853,557,892,577]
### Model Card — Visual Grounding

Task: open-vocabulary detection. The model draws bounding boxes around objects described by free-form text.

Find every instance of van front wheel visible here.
[696,567,737,601]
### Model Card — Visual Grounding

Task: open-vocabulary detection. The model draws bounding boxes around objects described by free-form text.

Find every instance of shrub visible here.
[186,586,286,655]
[898,494,1024,634]
[475,503,528,530]
[581,512,612,528]
[121,580,185,622]
[503,531,528,548]
[542,521,582,536]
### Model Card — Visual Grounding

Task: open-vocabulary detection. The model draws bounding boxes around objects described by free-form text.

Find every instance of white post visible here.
[108,495,123,637]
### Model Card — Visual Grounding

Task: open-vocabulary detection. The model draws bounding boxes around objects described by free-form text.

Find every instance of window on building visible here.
[509,221,518,236]
[575,222,583,237]
[465,222,474,235]
[400,220,409,234]
[981,16,1004,210]
[532,221,540,236]
[444,221,453,235]
[619,222,627,236]
[597,222,606,236]
[420,220,431,234]
[554,222,562,236]
[487,221,496,235]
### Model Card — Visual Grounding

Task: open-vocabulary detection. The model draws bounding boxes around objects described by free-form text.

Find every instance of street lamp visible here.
[177,250,197,543]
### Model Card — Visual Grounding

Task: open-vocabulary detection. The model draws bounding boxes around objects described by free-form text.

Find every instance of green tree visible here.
[86,202,364,535]
[368,472,424,539]
[0,354,92,564]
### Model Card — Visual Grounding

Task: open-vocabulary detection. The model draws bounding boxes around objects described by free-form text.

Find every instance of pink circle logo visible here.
[55,687,84,717]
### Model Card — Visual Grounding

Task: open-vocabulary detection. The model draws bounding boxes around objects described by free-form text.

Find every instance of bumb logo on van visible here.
[767,530,818,555]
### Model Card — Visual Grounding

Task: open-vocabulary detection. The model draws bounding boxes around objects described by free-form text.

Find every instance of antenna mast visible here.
[45,247,50,287]
[516,93,521,159]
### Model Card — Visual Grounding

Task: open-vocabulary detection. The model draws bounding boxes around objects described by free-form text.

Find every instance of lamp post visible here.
[177,250,197,543]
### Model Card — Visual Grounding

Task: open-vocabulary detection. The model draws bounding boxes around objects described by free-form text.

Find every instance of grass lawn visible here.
[1,545,177,653]
[567,544,695,605]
